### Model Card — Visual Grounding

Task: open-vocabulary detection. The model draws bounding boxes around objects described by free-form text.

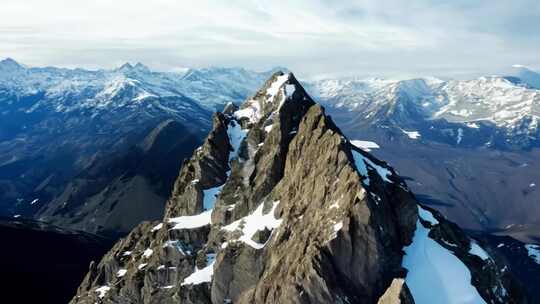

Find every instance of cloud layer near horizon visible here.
[1,0,539,79]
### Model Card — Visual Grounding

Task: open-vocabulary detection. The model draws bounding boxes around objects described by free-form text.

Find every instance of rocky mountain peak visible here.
[117,62,134,72]
[114,62,152,76]
[510,65,540,89]
[70,72,528,304]
[134,62,151,72]
[0,57,25,74]
[233,71,303,124]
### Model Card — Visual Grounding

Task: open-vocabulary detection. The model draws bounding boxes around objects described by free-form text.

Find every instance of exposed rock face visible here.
[377,279,413,304]
[71,72,529,303]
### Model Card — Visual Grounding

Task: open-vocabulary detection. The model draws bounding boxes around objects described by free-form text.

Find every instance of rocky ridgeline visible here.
[70,72,529,303]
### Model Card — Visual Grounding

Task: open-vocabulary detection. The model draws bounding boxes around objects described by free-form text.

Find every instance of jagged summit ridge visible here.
[70,71,527,304]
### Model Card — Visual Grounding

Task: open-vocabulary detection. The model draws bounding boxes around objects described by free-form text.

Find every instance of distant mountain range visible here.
[2,58,540,243]
[307,67,540,149]
[0,58,280,236]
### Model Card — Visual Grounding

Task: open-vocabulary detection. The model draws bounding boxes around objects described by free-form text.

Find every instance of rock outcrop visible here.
[71,72,529,303]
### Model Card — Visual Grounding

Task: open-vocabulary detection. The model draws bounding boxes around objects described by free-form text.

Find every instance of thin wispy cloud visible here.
[1,0,538,79]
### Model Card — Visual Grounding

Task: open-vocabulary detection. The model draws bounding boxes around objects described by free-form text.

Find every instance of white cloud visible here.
[0,0,538,78]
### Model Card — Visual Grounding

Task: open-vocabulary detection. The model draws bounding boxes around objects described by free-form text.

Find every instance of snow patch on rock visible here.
[401,129,421,139]
[469,241,490,261]
[222,201,282,249]
[352,150,393,185]
[227,120,247,162]
[95,286,111,299]
[142,248,153,258]
[403,220,487,304]
[151,223,163,232]
[351,140,380,152]
[169,210,212,230]
[181,254,216,286]
[525,244,540,264]
[418,206,439,225]
[117,269,127,277]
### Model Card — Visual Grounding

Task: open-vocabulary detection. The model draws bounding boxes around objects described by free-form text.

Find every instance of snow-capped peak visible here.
[0,57,25,74]
[116,62,134,72]
[310,73,540,136]
[234,72,292,124]
[432,76,540,131]
[100,76,140,96]
[134,62,150,71]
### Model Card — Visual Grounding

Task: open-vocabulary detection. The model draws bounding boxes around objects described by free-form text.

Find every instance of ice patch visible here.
[142,248,153,258]
[234,101,261,123]
[329,201,340,209]
[418,206,439,225]
[264,124,273,133]
[95,286,110,299]
[351,140,380,152]
[151,223,163,232]
[133,91,157,101]
[457,128,464,144]
[138,263,147,270]
[525,244,540,264]
[401,129,421,139]
[227,120,247,162]
[222,201,282,249]
[403,220,487,304]
[30,198,39,205]
[352,150,393,186]
[334,221,343,232]
[181,254,216,286]
[122,251,132,256]
[117,269,127,277]
[466,122,480,129]
[469,242,490,261]
[169,210,212,230]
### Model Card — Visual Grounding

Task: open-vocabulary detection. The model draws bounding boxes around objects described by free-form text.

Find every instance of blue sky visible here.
[1,0,538,79]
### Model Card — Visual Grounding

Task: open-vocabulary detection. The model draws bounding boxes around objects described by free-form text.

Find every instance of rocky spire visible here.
[70,71,528,304]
